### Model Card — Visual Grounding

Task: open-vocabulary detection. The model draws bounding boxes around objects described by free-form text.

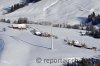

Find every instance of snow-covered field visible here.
[0,22,99,66]
[0,0,100,66]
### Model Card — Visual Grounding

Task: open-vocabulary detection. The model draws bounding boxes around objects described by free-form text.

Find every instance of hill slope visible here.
[0,0,100,24]
[0,0,21,15]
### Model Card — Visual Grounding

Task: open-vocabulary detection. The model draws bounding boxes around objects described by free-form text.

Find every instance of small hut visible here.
[34,31,42,36]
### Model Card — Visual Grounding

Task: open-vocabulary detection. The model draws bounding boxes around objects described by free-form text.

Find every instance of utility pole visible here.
[51,22,53,50]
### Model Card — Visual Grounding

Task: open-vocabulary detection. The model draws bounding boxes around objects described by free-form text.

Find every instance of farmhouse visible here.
[12,24,27,29]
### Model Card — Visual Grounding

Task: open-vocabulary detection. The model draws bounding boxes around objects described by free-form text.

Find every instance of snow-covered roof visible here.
[12,24,27,28]
[35,31,41,35]
[12,24,18,27]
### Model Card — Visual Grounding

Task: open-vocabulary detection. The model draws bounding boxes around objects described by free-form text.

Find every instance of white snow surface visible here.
[0,22,99,66]
[0,0,100,66]
[0,0,100,24]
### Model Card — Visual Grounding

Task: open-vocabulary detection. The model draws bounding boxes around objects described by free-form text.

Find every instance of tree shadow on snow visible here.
[10,36,51,50]
[0,39,5,59]
[77,17,87,24]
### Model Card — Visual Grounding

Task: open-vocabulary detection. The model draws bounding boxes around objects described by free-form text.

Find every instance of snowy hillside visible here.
[0,0,21,15]
[1,0,100,24]
[0,0,100,66]
[0,0,20,7]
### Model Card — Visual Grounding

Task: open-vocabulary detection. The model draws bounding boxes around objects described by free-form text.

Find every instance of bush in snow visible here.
[63,58,100,66]
[2,28,6,32]
[0,19,10,23]
[6,19,10,23]
[0,19,6,22]
[85,25,100,38]
[72,25,80,29]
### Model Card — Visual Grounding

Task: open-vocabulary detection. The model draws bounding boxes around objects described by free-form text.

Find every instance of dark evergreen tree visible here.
[10,6,14,12]
[17,18,28,24]
[86,12,100,25]
[26,0,41,3]
[9,3,26,13]
[6,19,10,23]
[92,12,96,17]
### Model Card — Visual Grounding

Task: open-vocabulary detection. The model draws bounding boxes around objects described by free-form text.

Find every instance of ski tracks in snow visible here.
[0,34,51,49]
[43,0,59,11]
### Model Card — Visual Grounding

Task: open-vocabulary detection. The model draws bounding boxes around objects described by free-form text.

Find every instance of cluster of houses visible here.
[9,24,97,51]
[64,39,97,51]
[9,24,58,39]
[30,29,58,39]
